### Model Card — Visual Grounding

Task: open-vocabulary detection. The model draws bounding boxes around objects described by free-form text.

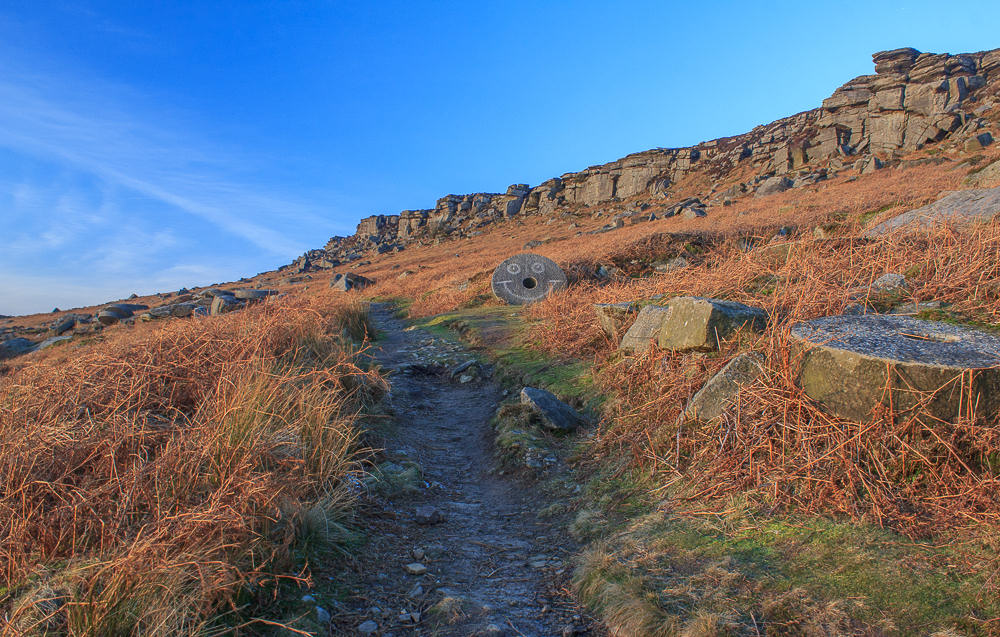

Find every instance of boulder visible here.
[330,272,374,292]
[51,316,77,335]
[233,288,276,300]
[169,302,199,318]
[790,314,1000,422]
[619,305,672,353]
[856,155,884,174]
[964,132,993,152]
[684,352,765,422]
[0,337,37,359]
[870,272,907,294]
[199,288,234,299]
[96,303,146,326]
[658,297,768,352]
[210,295,242,316]
[865,185,1000,235]
[520,387,584,432]
[755,176,793,197]
[594,303,638,339]
[965,159,1000,187]
[491,254,567,305]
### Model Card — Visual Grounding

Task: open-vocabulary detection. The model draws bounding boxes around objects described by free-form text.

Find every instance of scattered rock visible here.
[658,297,768,352]
[404,562,428,575]
[330,272,374,292]
[684,352,765,422]
[520,387,583,432]
[315,606,331,625]
[491,254,567,305]
[52,316,77,335]
[593,302,638,339]
[871,273,907,293]
[755,176,793,197]
[965,131,994,152]
[865,185,1000,235]
[856,155,884,174]
[357,619,379,635]
[415,505,445,525]
[790,314,1000,422]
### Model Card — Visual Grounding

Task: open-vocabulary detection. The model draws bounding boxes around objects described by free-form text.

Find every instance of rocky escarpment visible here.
[289,47,1000,271]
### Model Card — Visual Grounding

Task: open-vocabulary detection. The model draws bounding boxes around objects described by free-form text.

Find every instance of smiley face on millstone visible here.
[491,253,568,305]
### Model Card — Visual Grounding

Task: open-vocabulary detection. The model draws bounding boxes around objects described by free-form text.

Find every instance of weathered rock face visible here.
[658,297,768,352]
[330,272,374,292]
[292,47,1000,269]
[790,314,1000,422]
[619,305,672,353]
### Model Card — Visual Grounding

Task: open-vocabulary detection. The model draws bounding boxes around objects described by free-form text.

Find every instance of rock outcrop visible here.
[290,47,1000,270]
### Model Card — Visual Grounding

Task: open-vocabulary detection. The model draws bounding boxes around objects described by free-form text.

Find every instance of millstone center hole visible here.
[899,331,959,344]
[522,277,538,289]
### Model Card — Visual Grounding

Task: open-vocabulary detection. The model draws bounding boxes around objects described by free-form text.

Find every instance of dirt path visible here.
[335,304,599,637]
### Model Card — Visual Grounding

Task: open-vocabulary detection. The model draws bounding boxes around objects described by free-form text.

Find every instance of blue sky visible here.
[1,1,998,315]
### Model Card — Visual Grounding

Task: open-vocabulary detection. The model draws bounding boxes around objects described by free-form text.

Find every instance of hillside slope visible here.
[289,47,999,270]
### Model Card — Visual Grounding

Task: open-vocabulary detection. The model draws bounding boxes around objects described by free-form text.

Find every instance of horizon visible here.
[2,1,1000,315]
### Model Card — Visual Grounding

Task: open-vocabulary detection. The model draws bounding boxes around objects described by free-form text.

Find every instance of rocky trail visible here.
[331,305,602,637]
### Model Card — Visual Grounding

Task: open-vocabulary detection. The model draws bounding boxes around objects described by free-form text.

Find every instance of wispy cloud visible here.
[0,72,315,256]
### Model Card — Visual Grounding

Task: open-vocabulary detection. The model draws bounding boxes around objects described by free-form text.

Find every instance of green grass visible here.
[575,502,1000,635]
[858,202,900,227]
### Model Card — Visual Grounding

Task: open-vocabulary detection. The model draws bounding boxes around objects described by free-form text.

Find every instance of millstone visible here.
[490,253,567,305]
[790,314,1000,422]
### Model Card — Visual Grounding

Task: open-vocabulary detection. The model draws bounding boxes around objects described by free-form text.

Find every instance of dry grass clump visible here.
[525,220,1000,536]
[0,294,383,635]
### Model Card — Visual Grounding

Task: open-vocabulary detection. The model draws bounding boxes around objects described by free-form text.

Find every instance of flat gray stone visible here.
[520,387,583,432]
[491,253,567,305]
[38,335,72,350]
[966,158,1000,187]
[790,314,1000,421]
[619,305,672,353]
[685,353,764,422]
[234,288,276,300]
[865,186,1000,235]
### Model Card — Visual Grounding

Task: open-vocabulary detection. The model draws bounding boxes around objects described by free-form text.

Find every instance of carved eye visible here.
[530,262,545,274]
[507,263,521,275]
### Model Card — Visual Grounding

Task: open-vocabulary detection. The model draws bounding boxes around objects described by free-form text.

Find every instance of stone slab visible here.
[685,352,765,422]
[619,305,672,353]
[491,253,567,305]
[865,185,1000,235]
[790,314,1000,421]
[658,297,768,351]
[520,387,583,432]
